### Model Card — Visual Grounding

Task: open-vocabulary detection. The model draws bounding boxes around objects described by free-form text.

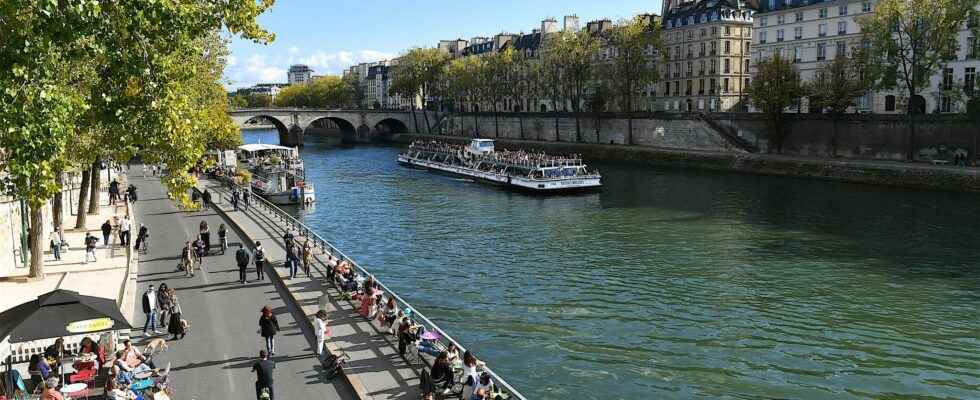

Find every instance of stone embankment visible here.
[394,134,980,193]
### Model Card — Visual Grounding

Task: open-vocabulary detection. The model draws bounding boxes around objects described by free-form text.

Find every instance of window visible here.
[969,37,979,59]
[943,68,954,90]
[700,43,706,56]
[795,11,804,22]
[723,78,730,93]
[744,59,750,73]
[665,64,670,78]
[760,31,768,44]
[687,45,693,58]
[709,78,717,94]
[687,31,694,40]
[686,80,692,95]
[711,41,717,55]
[862,2,872,13]
[817,43,827,60]
[701,29,707,38]
[711,27,718,36]
[836,41,847,58]
[794,26,803,40]
[794,46,802,62]
[838,21,847,35]
[941,96,953,113]
[700,61,706,75]
[776,30,784,42]
[725,26,731,36]
[819,23,828,37]
[674,63,680,77]
[699,79,705,95]
[724,58,731,74]
[724,41,731,54]
[687,62,693,76]
[819,8,828,18]
[777,14,785,25]
[966,68,976,95]
[839,5,848,16]
[760,17,768,27]
[710,60,717,74]
[885,95,896,111]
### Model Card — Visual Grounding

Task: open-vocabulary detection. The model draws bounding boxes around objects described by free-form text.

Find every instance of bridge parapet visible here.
[229,108,419,146]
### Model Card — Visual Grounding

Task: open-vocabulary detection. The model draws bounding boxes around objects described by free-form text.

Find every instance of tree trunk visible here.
[474,111,480,138]
[574,111,581,143]
[421,102,431,134]
[627,116,633,145]
[28,204,44,278]
[410,105,420,133]
[830,116,839,158]
[554,114,560,142]
[493,104,500,138]
[519,113,525,140]
[52,173,63,229]
[595,112,601,143]
[907,109,916,161]
[75,168,91,229]
[87,162,100,215]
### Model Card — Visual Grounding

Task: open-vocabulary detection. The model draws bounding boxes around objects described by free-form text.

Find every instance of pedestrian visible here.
[126,185,138,203]
[258,306,280,356]
[236,245,251,284]
[252,350,275,400]
[242,189,250,210]
[232,189,240,211]
[201,189,211,210]
[218,224,228,255]
[134,223,149,253]
[141,165,147,178]
[119,215,131,247]
[199,221,211,255]
[254,242,266,281]
[49,228,62,261]
[157,283,172,329]
[84,232,98,263]
[167,289,187,341]
[301,238,313,277]
[181,241,196,277]
[101,219,112,247]
[108,179,120,205]
[142,285,161,336]
[193,236,205,268]
[313,310,330,359]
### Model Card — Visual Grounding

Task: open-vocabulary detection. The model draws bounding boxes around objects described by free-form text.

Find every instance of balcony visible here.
[795,35,803,40]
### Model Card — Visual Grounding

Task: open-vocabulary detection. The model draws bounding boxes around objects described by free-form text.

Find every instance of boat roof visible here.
[238,144,293,152]
[470,139,495,143]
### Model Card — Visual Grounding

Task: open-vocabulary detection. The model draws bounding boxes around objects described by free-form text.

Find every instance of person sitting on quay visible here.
[429,351,454,395]
[40,377,64,400]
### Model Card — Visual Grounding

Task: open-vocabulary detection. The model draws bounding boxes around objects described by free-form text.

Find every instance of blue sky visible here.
[226,0,664,89]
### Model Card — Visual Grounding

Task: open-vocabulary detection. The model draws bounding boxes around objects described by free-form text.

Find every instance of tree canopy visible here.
[276,76,354,108]
[748,54,805,153]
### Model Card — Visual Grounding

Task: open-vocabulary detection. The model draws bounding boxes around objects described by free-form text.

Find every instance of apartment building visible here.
[287,64,313,85]
[661,0,759,112]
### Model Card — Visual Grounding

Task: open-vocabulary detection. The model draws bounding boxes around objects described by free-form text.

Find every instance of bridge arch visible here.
[305,116,357,144]
[374,118,408,139]
[244,115,296,145]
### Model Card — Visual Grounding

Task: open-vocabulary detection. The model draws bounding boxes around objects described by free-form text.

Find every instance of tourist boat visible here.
[397,139,602,192]
[237,144,315,205]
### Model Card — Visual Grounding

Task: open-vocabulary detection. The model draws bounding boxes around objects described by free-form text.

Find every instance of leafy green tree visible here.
[604,15,664,144]
[857,0,979,160]
[0,0,273,277]
[806,54,871,156]
[390,48,450,133]
[276,76,353,108]
[342,73,366,109]
[748,54,806,154]
[545,30,600,141]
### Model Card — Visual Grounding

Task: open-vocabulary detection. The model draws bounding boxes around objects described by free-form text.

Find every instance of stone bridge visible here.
[229,108,419,146]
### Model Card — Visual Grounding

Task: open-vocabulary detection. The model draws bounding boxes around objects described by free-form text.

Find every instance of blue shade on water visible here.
[247,130,980,399]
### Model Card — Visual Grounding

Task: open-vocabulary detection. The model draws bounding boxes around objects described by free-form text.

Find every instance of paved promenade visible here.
[197,178,421,400]
[130,171,355,399]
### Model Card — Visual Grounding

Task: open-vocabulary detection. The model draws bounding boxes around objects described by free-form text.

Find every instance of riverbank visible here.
[391,133,980,193]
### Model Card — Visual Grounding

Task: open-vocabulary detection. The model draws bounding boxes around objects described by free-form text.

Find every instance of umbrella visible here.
[0,289,132,343]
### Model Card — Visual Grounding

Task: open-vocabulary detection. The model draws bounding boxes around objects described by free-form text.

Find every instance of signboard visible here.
[223,150,237,167]
[66,317,114,334]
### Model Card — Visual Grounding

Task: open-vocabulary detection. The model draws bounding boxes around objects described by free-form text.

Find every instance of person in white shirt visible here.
[313,310,330,359]
[119,216,132,247]
[142,286,160,335]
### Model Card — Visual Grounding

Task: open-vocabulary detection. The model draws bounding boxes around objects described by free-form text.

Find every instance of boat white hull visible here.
[398,155,601,192]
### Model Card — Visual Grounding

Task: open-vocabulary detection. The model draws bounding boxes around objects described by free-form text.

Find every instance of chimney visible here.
[541,18,558,34]
[563,15,580,32]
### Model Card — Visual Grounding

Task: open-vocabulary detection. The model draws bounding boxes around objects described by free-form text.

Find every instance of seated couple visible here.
[113,340,156,384]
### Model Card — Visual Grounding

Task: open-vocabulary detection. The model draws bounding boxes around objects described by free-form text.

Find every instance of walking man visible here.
[49,228,62,261]
[254,242,266,281]
[252,350,275,400]
[119,215,131,247]
[314,310,330,360]
[232,189,240,211]
[84,232,98,263]
[242,189,250,210]
[101,219,112,247]
[236,245,251,284]
[201,189,212,210]
[108,179,120,205]
[142,285,161,336]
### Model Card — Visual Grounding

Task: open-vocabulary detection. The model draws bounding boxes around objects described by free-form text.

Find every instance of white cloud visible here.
[224,48,395,90]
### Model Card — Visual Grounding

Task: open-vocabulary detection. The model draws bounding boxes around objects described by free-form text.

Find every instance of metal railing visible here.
[217,180,528,400]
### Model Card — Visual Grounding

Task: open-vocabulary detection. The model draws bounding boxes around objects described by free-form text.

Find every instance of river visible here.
[245,129,979,399]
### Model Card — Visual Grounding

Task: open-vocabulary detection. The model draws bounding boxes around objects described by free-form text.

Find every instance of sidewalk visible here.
[199,178,421,400]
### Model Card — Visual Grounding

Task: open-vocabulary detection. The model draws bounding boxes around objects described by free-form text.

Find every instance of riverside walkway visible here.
[130,171,355,399]
[196,177,422,399]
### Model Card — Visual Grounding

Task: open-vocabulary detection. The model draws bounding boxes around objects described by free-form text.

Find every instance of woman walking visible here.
[199,221,211,255]
[168,288,186,340]
[313,310,330,359]
[218,224,228,255]
[254,242,266,281]
[301,239,313,277]
[157,283,172,328]
[259,306,280,355]
[181,241,196,277]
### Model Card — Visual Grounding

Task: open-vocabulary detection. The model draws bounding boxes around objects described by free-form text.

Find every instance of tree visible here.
[541,36,568,140]
[604,15,664,144]
[857,0,979,160]
[342,73,366,109]
[544,30,600,142]
[229,94,249,109]
[389,48,450,134]
[484,48,519,137]
[748,55,806,154]
[0,0,273,278]
[806,54,871,156]
[276,76,353,108]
